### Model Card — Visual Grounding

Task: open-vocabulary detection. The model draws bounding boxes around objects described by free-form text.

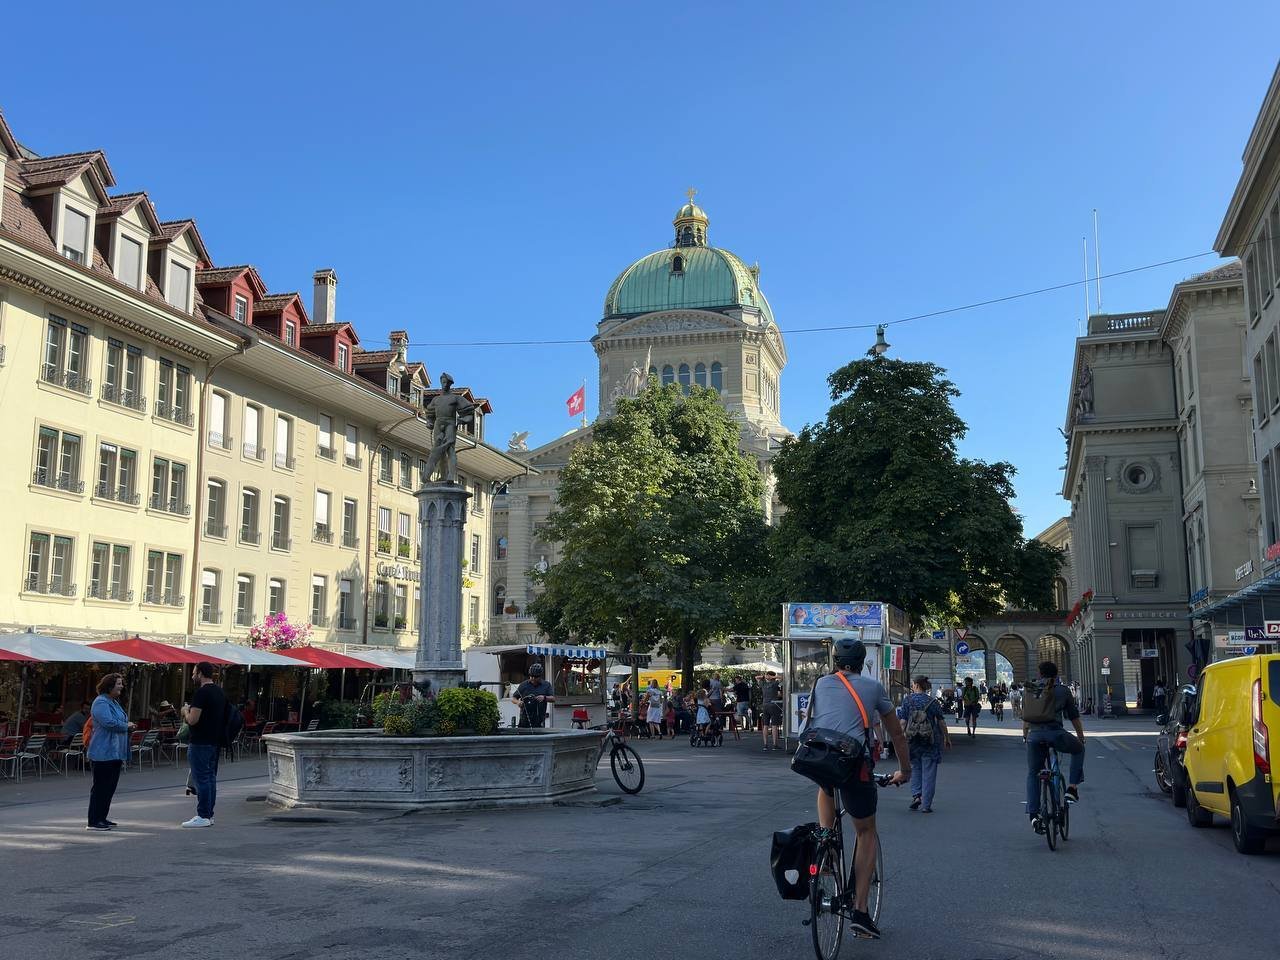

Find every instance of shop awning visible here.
[90,636,233,665]
[276,646,384,670]
[0,632,142,663]
[182,642,305,667]
[0,648,38,662]
[347,648,416,670]
[1193,569,1280,626]
[526,644,608,660]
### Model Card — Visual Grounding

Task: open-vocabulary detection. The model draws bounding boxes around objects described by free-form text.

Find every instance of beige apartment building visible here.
[0,107,520,654]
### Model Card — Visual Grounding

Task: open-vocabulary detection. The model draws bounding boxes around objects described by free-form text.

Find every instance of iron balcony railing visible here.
[317,444,336,461]
[243,442,264,461]
[101,384,146,412]
[313,523,333,544]
[25,576,77,597]
[240,526,261,545]
[398,539,412,559]
[88,585,133,602]
[33,469,84,494]
[342,531,359,549]
[153,401,194,427]
[345,454,362,469]
[235,610,253,627]
[41,364,92,395]
[144,589,185,607]
[149,494,191,516]
[205,518,227,538]
[275,452,296,470]
[336,616,356,630]
[199,607,221,624]
[95,482,140,505]
[271,533,292,551]
[310,613,330,628]
[208,431,233,451]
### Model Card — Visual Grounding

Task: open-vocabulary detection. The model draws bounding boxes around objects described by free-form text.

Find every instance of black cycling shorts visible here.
[821,775,878,820]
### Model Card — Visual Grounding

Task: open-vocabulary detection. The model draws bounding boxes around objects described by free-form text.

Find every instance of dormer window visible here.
[117,235,143,290]
[386,373,398,394]
[61,206,89,264]
[234,295,248,324]
[285,321,297,347]
[166,260,191,311]
[337,343,349,372]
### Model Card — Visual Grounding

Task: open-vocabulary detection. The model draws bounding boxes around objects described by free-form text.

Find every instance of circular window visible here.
[1125,464,1148,487]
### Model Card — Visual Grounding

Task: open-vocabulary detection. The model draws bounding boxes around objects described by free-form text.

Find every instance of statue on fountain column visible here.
[421,372,475,485]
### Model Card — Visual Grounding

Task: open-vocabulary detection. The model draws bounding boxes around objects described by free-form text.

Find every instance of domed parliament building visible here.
[488,195,791,645]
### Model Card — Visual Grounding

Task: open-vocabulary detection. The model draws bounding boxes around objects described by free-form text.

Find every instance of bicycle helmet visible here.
[528,662,545,677]
[832,638,867,670]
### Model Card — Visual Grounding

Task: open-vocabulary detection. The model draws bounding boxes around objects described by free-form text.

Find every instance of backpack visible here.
[904,700,936,750]
[81,714,94,749]
[1022,681,1059,724]
[962,685,979,705]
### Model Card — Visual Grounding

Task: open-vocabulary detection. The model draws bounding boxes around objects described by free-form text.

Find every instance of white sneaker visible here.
[181,816,212,828]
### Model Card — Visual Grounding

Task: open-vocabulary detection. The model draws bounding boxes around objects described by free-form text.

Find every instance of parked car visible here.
[1154,683,1197,807]
[1183,654,1280,854]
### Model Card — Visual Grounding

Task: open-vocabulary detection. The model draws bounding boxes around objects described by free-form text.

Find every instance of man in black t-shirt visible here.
[512,662,555,728]
[181,661,226,828]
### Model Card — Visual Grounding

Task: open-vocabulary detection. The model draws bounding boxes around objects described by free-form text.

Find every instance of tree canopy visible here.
[529,382,772,689]
[770,356,1059,630]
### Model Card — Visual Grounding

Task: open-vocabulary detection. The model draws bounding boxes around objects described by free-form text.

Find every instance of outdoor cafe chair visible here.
[17,734,57,779]
[52,733,86,775]
[250,722,277,754]
[0,736,22,781]
[130,730,160,769]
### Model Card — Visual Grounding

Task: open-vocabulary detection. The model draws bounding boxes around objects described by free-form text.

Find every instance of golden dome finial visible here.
[686,186,697,204]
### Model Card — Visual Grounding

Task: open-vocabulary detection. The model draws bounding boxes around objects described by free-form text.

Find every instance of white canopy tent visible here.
[0,631,142,732]
[181,643,301,666]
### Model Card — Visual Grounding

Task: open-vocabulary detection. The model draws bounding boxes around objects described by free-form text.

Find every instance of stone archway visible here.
[1036,634,1072,682]
[995,634,1032,684]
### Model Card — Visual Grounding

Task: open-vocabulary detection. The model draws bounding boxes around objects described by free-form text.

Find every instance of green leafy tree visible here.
[530,382,772,691]
[771,356,1059,631]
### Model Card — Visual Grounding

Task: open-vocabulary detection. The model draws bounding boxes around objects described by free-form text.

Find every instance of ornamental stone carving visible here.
[1116,459,1160,495]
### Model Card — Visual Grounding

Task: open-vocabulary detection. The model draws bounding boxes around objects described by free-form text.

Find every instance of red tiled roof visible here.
[0,109,19,158]
[300,322,357,336]
[197,265,253,285]
[19,150,116,188]
[352,350,395,365]
[97,192,161,232]
[255,293,300,312]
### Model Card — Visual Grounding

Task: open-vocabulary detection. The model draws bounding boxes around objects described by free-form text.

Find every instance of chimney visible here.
[313,268,337,325]
[389,330,409,363]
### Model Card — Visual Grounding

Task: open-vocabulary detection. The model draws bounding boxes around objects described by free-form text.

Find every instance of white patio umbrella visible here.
[0,631,142,732]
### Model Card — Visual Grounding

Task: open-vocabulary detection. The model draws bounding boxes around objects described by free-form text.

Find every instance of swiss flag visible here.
[566,386,585,417]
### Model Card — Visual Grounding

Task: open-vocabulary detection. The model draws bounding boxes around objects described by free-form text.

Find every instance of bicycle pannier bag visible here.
[1022,681,1059,724]
[770,822,818,900]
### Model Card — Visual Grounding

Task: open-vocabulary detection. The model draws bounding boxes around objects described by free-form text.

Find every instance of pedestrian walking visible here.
[86,673,134,831]
[961,676,981,737]
[1153,679,1168,715]
[181,661,227,828]
[761,670,783,751]
[897,675,951,812]
[644,680,664,739]
[731,675,751,739]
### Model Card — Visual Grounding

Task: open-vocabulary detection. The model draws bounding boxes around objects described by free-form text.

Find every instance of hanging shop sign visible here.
[1235,560,1254,582]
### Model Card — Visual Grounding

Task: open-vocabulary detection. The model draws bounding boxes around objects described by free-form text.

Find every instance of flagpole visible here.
[581,378,587,428]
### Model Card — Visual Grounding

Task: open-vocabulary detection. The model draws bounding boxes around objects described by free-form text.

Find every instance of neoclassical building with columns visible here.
[489,195,791,644]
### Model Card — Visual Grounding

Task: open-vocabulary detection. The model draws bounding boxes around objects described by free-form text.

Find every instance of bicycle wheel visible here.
[809,839,844,960]
[1057,775,1070,841]
[863,831,885,924]
[1041,778,1057,851]
[610,743,645,794]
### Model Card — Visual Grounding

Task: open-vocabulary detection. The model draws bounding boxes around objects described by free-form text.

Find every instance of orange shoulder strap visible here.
[834,671,870,729]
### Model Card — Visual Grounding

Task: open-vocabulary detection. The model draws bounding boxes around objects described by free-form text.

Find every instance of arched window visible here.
[678,364,691,394]
[694,362,707,388]
[648,366,657,378]
[494,584,507,616]
[1053,578,1068,611]
[672,255,684,274]
[710,361,723,393]
[662,365,675,386]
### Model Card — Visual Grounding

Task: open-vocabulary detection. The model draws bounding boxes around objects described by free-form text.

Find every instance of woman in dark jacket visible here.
[86,673,134,830]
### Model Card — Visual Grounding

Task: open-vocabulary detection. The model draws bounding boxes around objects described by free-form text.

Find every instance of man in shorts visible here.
[807,639,909,939]
[732,676,751,740]
[761,670,783,751]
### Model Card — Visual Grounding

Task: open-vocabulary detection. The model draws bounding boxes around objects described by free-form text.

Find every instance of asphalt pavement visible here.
[2,715,1278,960]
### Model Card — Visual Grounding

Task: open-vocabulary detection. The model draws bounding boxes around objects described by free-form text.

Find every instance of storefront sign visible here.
[1189,587,1209,606]
[1246,626,1268,642]
[376,563,420,583]
[787,602,882,630]
[1266,621,1280,637]
[1236,560,1255,582]
[1140,648,1158,658]
[1216,631,1246,647]
[1266,542,1280,564]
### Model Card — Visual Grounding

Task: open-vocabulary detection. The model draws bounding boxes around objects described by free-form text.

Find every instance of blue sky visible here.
[5,3,1279,537]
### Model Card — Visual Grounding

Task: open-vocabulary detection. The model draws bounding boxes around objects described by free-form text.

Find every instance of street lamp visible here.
[870,324,890,357]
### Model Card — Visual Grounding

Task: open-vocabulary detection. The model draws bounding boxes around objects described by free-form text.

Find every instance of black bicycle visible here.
[590,722,645,794]
[1032,743,1069,850]
[805,773,895,959]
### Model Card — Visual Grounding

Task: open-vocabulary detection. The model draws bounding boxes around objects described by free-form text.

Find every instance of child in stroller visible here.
[690,691,724,747]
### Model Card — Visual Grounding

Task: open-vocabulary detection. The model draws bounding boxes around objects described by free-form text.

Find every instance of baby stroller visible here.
[690,713,724,748]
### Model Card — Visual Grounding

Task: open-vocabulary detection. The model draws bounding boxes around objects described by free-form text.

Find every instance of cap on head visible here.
[440,372,455,389]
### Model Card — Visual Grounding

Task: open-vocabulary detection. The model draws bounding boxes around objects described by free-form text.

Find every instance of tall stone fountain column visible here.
[414,482,471,692]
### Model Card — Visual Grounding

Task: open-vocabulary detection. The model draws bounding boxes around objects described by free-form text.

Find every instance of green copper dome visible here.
[602,195,774,324]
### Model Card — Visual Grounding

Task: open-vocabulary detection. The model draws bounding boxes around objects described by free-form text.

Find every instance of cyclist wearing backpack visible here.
[895,675,952,813]
[806,639,910,939]
[1022,661,1085,830]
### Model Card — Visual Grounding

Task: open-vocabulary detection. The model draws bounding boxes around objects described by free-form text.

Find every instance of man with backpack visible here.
[896,675,951,813]
[1022,660,1085,831]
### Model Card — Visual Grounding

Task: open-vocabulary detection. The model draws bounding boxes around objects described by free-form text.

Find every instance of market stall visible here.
[466,643,611,728]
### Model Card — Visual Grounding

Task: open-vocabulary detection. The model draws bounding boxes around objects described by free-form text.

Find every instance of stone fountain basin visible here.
[263,728,604,811]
